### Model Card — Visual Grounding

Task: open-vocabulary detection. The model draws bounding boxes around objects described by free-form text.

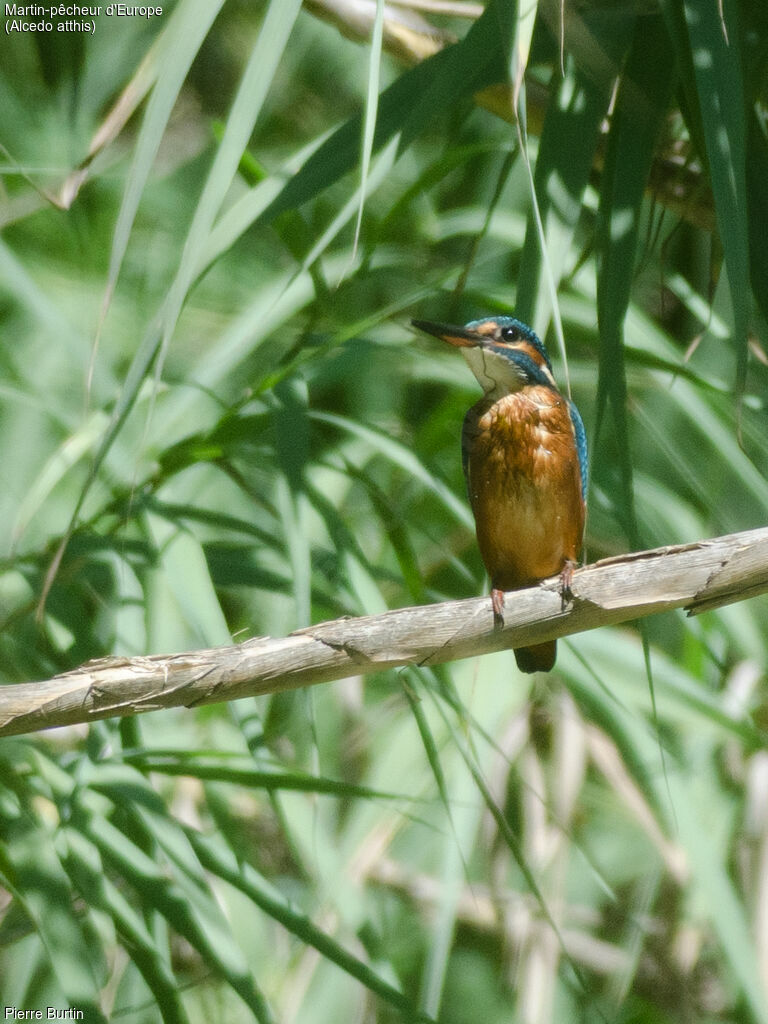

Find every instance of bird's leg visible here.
[559,559,577,609]
[491,587,505,628]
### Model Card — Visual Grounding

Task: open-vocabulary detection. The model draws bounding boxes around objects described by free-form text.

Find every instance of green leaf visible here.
[516,8,636,339]
[186,827,438,1023]
[595,12,676,546]
[0,831,107,1020]
[681,0,750,394]
[102,0,226,316]
[58,826,188,1024]
[78,800,275,1023]
[255,0,508,228]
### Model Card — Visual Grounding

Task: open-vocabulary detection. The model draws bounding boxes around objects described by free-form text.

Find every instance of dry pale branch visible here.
[1,527,767,739]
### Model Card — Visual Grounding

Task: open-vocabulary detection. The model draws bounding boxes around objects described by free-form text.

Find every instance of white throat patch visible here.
[461,346,528,398]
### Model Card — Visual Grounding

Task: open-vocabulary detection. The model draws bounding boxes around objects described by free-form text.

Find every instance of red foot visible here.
[560,560,577,608]
[491,587,505,628]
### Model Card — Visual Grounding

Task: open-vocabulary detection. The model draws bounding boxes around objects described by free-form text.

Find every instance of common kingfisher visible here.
[412,316,588,673]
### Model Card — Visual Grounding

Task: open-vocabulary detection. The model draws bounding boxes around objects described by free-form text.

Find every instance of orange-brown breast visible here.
[464,385,585,590]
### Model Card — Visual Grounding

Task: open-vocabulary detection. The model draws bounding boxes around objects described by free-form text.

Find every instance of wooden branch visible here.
[2,527,767,739]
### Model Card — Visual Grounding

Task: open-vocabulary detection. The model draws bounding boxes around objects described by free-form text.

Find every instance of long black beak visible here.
[411,319,486,349]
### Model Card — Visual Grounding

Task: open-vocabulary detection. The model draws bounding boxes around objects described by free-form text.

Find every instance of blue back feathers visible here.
[568,399,589,503]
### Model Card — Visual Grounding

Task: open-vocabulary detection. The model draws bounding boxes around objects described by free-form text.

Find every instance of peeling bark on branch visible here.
[1,527,767,738]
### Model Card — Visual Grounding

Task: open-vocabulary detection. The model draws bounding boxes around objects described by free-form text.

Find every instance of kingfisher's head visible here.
[411,316,556,397]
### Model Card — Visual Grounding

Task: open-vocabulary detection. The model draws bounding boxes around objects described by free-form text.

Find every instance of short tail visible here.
[514,640,556,674]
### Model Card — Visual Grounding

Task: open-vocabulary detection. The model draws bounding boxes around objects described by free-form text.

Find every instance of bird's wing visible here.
[568,399,589,504]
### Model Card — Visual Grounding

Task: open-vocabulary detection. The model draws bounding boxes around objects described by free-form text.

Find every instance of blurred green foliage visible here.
[1,0,768,1020]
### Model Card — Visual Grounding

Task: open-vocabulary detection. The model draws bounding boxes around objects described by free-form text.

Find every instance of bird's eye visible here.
[500,325,520,342]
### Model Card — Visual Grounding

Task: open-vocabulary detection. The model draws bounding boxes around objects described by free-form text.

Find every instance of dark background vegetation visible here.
[1,0,768,1020]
